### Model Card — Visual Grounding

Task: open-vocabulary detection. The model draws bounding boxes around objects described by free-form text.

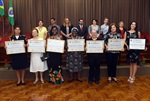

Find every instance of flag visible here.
[0,0,4,16]
[8,0,14,26]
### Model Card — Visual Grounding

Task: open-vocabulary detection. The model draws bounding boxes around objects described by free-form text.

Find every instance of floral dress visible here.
[48,36,64,84]
[126,31,140,63]
[66,36,83,72]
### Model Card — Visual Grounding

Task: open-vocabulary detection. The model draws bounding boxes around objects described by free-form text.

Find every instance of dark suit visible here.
[76,25,88,39]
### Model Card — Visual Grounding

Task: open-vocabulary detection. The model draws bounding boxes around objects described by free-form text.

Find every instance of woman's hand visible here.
[145,47,147,51]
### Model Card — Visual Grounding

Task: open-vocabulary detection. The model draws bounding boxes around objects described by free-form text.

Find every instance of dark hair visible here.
[14,25,21,30]
[50,26,58,36]
[38,20,43,23]
[91,19,98,24]
[128,21,138,33]
[51,18,56,20]
[108,23,117,33]
[79,18,84,21]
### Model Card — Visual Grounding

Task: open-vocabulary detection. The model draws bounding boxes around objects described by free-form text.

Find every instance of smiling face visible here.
[32,29,38,37]
[38,21,43,27]
[79,19,84,25]
[72,30,78,37]
[104,18,108,24]
[119,21,124,27]
[130,22,136,30]
[111,25,117,33]
[91,30,97,38]
[65,18,70,24]
[92,20,97,25]
[51,27,58,35]
[14,27,21,35]
[51,19,56,25]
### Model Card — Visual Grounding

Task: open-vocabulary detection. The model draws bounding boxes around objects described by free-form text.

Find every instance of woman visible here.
[66,27,83,82]
[29,28,48,84]
[104,23,122,83]
[118,21,127,39]
[88,19,100,38]
[9,26,28,86]
[48,26,64,84]
[87,30,103,84]
[36,20,48,40]
[60,17,73,40]
[124,21,141,83]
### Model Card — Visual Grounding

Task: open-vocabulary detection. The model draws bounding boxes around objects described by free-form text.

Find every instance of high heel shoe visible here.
[34,79,39,84]
[108,77,112,83]
[16,82,22,86]
[41,80,44,84]
[129,78,135,83]
[112,78,119,83]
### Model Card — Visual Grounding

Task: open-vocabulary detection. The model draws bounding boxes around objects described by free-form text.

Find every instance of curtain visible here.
[3,0,150,34]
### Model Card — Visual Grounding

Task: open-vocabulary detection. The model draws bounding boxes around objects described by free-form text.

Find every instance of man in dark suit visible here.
[76,18,88,39]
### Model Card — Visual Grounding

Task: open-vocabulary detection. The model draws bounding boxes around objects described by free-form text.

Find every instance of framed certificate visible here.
[28,40,46,52]
[108,39,125,51]
[46,39,65,53]
[129,38,146,50]
[86,40,104,53]
[67,39,85,52]
[5,40,25,55]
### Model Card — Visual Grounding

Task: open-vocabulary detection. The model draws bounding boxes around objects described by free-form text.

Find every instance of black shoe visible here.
[16,82,21,86]
[77,79,83,82]
[21,82,25,85]
[95,81,100,84]
[112,78,119,83]
[68,79,73,83]
[88,81,93,84]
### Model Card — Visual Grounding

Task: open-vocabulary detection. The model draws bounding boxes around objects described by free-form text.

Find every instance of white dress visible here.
[30,38,48,72]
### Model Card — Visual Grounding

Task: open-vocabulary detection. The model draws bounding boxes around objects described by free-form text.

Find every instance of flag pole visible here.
[2,16,5,37]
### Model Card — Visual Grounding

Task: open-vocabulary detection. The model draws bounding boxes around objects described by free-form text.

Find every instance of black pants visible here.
[106,53,119,77]
[87,54,101,82]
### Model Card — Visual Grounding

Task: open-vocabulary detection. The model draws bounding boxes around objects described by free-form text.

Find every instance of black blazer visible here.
[76,25,88,39]
[60,25,73,40]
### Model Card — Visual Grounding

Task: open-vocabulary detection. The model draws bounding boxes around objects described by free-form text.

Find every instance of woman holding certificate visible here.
[29,28,48,84]
[66,27,83,82]
[48,26,64,84]
[124,21,141,83]
[104,23,122,83]
[87,30,103,84]
[9,26,28,86]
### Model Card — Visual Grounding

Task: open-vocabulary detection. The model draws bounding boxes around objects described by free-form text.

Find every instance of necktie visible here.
[80,25,83,31]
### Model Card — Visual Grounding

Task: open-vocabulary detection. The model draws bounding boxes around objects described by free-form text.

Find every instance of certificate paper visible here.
[108,39,125,51]
[28,40,45,52]
[5,40,25,54]
[67,39,85,52]
[46,39,65,53]
[86,41,104,53]
[129,38,146,50]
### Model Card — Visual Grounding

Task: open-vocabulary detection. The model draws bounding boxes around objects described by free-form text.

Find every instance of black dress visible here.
[60,25,73,40]
[126,31,140,63]
[10,35,28,70]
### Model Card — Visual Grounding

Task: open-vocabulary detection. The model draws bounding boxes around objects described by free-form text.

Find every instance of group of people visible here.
[7,17,145,86]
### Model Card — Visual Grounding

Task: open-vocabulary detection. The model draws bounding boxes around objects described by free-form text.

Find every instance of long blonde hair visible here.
[63,17,71,26]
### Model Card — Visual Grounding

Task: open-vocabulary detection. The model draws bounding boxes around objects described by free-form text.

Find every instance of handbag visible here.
[40,53,49,62]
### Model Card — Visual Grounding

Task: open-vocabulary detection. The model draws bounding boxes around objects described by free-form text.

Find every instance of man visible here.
[48,18,60,36]
[76,18,88,39]
[100,18,109,38]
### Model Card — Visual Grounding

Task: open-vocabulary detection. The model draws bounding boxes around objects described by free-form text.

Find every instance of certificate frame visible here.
[46,39,65,53]
[5,40,25,55]
[28,40,46,52]
[129,38,146,50]
[108,39,125,51]
[67,39,85,52]
[86,40,104,53]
